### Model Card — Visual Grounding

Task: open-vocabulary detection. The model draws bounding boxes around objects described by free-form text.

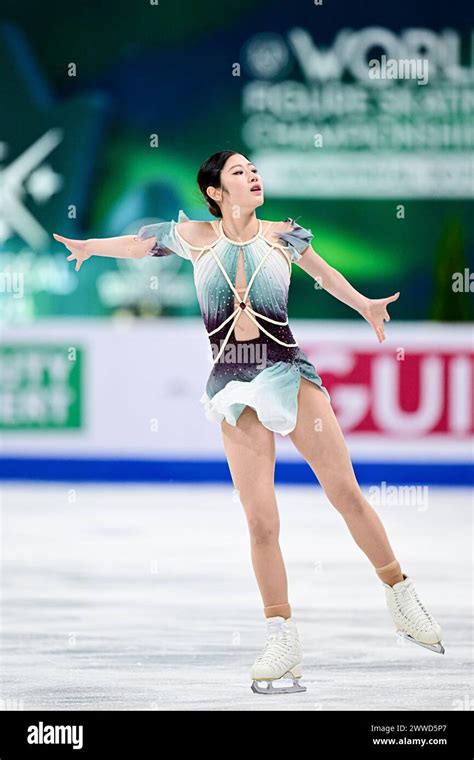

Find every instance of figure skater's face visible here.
[216,153,264,213]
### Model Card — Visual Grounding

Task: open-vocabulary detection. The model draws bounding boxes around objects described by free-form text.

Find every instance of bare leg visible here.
[221,406,291,617]
[289,378,403,579]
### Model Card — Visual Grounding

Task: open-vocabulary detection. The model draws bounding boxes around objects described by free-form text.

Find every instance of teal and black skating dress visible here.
[137,211,330,435]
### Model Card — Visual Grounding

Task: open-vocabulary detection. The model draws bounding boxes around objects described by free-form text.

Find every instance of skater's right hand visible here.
[52,233,91,272]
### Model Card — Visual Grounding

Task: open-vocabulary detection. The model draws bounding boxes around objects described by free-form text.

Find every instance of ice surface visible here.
[0,483,472,711]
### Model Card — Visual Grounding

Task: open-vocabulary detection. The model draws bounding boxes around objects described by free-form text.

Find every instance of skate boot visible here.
[382,574,445,654]
[250,616,306,694]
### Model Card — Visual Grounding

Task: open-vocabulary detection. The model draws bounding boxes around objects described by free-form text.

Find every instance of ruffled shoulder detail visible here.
[177,209,191,223]
[276,217,314,262]
[136,209,192,260]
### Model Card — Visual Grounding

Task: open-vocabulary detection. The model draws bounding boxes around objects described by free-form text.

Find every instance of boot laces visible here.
[255,630,295,664]
[395,583,434,629]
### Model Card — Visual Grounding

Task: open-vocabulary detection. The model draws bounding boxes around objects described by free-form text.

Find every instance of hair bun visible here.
[207,201,221,218]
[197,150,247,221]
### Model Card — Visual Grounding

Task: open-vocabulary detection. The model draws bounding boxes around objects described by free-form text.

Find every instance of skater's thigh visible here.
[289,377,358,494]
[220,405,276,508]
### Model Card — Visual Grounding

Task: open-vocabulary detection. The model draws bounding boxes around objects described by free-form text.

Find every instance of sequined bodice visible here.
[175,219,297,364]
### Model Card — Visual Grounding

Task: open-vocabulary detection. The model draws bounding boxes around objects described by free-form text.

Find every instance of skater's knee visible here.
[324,480,364,514]
[247,514,280,544]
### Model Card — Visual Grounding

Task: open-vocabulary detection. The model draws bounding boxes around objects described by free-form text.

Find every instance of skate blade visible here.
[251,677,306,694]
[397,630,445,654]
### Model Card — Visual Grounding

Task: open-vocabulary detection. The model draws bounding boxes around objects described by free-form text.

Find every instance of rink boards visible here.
[0,319,472,484]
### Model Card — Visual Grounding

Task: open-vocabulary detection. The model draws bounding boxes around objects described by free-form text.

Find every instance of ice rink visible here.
[1,482,472,711]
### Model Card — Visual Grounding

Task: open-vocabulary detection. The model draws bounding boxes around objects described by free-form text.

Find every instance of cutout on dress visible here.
[232,247,261,342]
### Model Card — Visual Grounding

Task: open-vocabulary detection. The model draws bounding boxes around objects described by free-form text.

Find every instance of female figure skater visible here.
[53,150,444,695]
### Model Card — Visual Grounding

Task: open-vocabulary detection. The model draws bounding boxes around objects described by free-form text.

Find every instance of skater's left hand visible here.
[359,292,400,343]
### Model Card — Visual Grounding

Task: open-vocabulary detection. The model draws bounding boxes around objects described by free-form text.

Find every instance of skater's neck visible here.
[219,214,260,244]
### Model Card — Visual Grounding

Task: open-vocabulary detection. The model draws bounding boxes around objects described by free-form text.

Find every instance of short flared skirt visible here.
[200,345,330,436]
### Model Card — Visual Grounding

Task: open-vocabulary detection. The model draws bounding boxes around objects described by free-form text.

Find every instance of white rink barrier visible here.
[0,319,472,483]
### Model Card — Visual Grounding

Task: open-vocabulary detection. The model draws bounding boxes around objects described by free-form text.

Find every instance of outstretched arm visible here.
[52,232,154,271]
[296,245,400,344]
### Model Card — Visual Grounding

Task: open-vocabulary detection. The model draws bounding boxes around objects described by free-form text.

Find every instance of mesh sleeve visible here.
[136,209,192,260]
[277,217,314,262]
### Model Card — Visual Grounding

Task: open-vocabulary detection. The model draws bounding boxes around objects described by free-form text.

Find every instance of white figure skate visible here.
[250,616,307,694]
[382,574,445,654]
